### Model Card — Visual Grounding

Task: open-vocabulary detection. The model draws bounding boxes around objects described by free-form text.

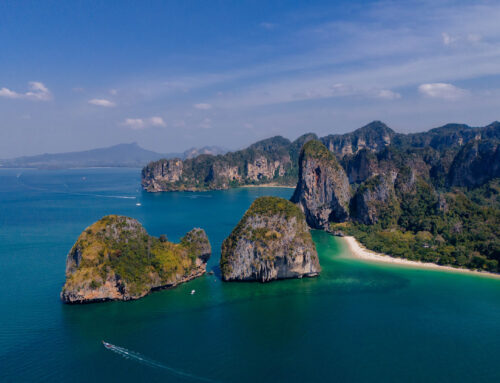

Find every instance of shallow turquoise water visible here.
[1,168,499,382]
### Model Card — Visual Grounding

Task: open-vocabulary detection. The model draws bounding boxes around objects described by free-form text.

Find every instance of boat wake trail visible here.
[103,342,216,382]
[15,174,136,199]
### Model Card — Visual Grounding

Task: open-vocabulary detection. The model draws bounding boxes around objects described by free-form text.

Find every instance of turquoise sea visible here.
[1,168,500,382]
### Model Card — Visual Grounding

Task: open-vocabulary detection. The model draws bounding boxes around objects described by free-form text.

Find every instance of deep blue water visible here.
[1,168,499,382]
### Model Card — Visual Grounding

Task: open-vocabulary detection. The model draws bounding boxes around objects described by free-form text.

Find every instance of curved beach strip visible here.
[239,183,295,189]
[343,236,500,279]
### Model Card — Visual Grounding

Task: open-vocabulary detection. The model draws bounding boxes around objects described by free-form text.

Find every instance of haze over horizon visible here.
[2,0,500,157]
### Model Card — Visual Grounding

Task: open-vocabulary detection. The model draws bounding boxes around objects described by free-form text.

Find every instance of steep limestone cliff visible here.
[142,136,293,191]
[141,121,500,193]
[142,158,184,192]
[448,139,500,188]
[291,140,351,229]
[61,215,211,303]
[342,149,380,183]
[288,124,500,274]
[350,174,400,225]
[400,122,500,150]
[246,156,286,181]
[321,121,395,157]
[220,197,320,282]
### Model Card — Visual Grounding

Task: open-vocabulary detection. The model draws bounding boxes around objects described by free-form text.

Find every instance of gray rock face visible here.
[291,140,351,229]
[220,197,320,282]
[142,158,184,191]
[448,139,500,188]
[343,149,380,183]
[321,121,395,157]
[351,175,399,225]
[141,136,294,191]
[61,215,211,303]
[139,121,499,193]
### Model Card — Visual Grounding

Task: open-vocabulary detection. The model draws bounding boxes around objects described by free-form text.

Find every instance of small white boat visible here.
[190,290,196,295]
[102,340,112,349]
[136,203,142,206]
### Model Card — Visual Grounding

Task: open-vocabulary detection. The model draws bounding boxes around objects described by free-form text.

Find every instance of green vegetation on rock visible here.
[142,136,299,191]
[242,196,306,221]
[291,140,351,228]
[221,197,319,282]
[61,215,211,303]
[142,120,499,192]
[141,119,499,274]
[332,179,500,272]
[300,139,346,174]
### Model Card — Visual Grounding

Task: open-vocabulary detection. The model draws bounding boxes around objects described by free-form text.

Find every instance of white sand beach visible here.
[343,236,500,279]
[240,183,295,189]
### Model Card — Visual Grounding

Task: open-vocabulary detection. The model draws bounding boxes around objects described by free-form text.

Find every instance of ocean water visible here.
[0,168,499,382]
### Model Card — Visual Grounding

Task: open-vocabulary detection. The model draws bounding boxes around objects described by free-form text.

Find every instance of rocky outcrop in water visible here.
[291,140,351,229]
[142,158,184,191]
[61,215,211,303]
[220,197,320,282]
[142,136,293,191]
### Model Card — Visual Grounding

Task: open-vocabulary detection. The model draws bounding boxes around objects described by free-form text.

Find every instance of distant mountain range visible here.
[0,143,227,169]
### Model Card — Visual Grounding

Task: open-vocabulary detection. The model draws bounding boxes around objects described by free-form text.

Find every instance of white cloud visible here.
[418,83,467,100]
[149,116,166,127]
[194,103,212,110]
[123,116,166,130]
[54,1,500,137]
[0,81,52,101]
[25,82,52,101]
[144,2,500,111]
[88,98,116,107]
[0,87,20,98]
[377,89,402,100]
[442,32,456,46]
[123,118,146,130]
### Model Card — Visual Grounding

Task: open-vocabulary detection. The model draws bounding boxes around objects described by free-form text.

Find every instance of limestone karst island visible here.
[3,1,500,382]
[220,196,320,282]
[61,120,499,307]
[61,215,211,303]
[141,121,500,273]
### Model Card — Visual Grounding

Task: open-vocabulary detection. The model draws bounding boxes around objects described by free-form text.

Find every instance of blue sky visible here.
[1,0,500,157]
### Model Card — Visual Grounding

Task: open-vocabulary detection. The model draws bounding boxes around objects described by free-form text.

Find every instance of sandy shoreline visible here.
[240,183,295,189]
[343,236,500,279]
